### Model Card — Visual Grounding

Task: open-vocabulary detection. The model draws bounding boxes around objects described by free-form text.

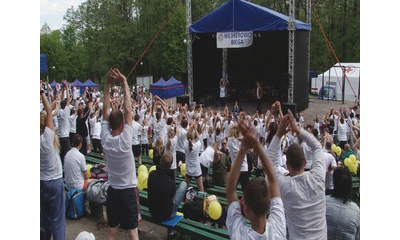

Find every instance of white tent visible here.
[311,63,360,102]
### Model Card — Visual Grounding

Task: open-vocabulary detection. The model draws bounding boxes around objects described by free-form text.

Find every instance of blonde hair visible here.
[154,137,164,156]
[228,124,240,138]
[187,130,195,152]
[40,111,60,153]
[166,128,175,150]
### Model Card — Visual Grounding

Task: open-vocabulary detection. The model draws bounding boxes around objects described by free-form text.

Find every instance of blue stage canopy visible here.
[40,54,48,73]
[189,0,310,33]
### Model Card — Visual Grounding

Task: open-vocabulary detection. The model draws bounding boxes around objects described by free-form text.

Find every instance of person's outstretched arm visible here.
[62,79,71,107]
[114,69,132,126]
[239,121,281,198]
[41,89,53,131]
[226,139,247,205]
[102,69,113,121]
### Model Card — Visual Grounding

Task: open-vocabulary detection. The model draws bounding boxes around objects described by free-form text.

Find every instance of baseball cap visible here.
[75,231,95,240]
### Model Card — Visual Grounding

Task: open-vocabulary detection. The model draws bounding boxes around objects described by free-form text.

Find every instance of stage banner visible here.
[216,31,253,48]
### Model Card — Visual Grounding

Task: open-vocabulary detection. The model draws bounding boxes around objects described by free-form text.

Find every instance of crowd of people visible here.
[40,69,360,240]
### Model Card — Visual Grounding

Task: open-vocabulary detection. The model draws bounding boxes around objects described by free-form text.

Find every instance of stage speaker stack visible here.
[176,95,189,106]
[281,102,297,116]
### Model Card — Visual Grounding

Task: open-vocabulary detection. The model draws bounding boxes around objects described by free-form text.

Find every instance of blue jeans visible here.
[167,181,187,235]
[40,178,65,240]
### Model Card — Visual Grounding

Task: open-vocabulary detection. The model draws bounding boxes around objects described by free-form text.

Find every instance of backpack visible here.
[65,188,85,220]
[86,179,109,205]
[90,164,108,181]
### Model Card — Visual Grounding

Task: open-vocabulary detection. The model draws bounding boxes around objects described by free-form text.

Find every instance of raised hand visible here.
[238,120,258,151]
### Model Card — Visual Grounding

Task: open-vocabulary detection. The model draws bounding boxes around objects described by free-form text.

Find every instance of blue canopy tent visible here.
[40,54,48,73]
[188,0,311,111]
[189,0,310,33]
[72,79,84,87]
[167,76,185,97]
[150,77,185,99]
[81,79,100,95]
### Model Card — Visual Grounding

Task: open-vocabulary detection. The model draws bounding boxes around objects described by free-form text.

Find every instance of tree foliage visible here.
[40,0,360,86]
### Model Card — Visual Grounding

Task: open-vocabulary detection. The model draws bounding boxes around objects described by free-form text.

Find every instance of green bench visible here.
[140,204,229,239]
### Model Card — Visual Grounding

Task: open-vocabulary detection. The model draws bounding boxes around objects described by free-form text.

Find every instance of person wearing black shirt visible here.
[76,101,92,155]
[148,152,187,239]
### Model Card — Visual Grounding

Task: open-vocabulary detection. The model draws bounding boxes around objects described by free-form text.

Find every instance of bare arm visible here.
[226,145,247,204]
[102,69,113,121]
[62,79,71,107]
[41,90,53,131]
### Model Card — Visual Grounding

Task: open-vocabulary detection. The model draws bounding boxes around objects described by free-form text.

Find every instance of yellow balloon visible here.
[334,146,341,156]
[208,201,222,220]
[86,164,93,178]
[349,154,356,163]
[331,144,336,150]
[138,171,148,189]
[137,181,143,190]
[149,165,156,173]
[138,164,148,175]
[181,163,186,176]
[149,149,154,159]
[350,163,358,174]
[344,158,352,167]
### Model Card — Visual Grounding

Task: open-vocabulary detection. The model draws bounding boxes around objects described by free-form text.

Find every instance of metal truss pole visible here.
[223,48,227,84]
[306,0,312,96]
[186,0,193,105]
[287,0,296,103]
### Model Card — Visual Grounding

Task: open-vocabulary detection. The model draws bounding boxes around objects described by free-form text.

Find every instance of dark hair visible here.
[243,178,270,218]
[72,134,83,147]
[109,110,124,130]
[312,129,319,138]
[331,167,352,204]
[266,122,278,146]
[160,152,173,170]
[134,114,139,121]
[181,119,188,128]
[156,112,161,120]
[60,99,67,109]
[286,143,305,171]
[167,117,173,125]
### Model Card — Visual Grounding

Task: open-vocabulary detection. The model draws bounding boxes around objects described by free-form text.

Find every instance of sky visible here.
[40,0,86,30]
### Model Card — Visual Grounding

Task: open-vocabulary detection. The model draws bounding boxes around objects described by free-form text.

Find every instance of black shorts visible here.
[186,173,202,179]
[176,151,186,163]
[106,186,140,229]
[200,164,209,176]
[132,145,141,157]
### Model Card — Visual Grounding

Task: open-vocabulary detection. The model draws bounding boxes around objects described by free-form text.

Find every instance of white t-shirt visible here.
[184,140,202,177]
[269,130,327,240]
[223,120,235,138]
[228,137,248,172]
[89,116,97,136]
[92,121,101,140]
[141,125,149,144]
[301,141,313,170]
[220,87,226,98]
[101,120,137,189]
[153,118,167,145]
[199,146,215,169]
[226,198,286,240]
[64,147,87,190]
[57,106,71,138]
[40,127,63,181]
[131,120,142,145]
[69,114,77,133]
[325,152,337,191]
[337,121,347,141]
[165,136,178,169]
[176,125,188,153]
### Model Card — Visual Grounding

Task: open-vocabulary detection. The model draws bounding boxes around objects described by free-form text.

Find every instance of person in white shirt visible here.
[141,119,150,156]
[337,109,348,150]
[57,79,72,163]
[40,89,65,240]
[184,122,204,192]
[165,119,178,182]
[101,68,139,240]
[226,119,286,240]
[69,109,78,146]
[270,111,327,240]
[64,134,93,191]
[219,78,226,107]
[227,123,249,191]
[325,150,337,195]
[131,114,143,164]
[151,95,168,145]
[92,117,103,155]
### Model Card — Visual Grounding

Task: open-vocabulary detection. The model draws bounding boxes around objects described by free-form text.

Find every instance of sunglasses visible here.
[222,142,227,145]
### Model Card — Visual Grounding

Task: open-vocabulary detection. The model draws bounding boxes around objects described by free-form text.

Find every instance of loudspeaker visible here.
[176,95,189,106]
[281,102,297,116]
[181,72,188,85]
